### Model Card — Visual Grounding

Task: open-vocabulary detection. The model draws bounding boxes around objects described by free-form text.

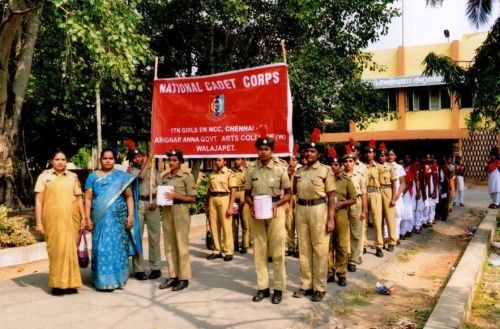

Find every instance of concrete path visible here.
[0,185,492,329]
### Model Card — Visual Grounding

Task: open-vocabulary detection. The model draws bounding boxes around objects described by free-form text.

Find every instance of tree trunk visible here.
[9,5,42,147]
[0,13,23,134]
[0,3,42,208]
[96,82,102,159]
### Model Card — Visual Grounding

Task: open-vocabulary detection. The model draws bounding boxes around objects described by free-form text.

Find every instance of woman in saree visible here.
[35,150,86,296]
[84,148,142,291]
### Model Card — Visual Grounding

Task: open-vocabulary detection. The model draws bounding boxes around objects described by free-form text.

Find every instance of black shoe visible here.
[148,270,162,280]
[267,256,273,263]
[51,288,64,296]
[286,249,294,256]
[159,277,179,289]
[252,288,271,302]
[363,247,367,255]
[337,277,347,286]
[422,223,428,228]
[134,272,148,281]
[387,245,394,252]
[405,232,412,238]
[460,203,464,207]
[327,275,336,283]
[172,280,188,291]
[240,247,247,255]
[223,255,233,261]
[375,248,384,257]
[400,235,406,240]
[271,290,282,304]
[294,250,300,258]
[311,290,325,302]
[293,288,314,298]
[63,288,78,295]
[347,264,357,272]
[206,253,223,260]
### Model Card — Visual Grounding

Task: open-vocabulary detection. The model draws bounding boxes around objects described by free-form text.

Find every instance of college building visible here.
[321,32,498,181]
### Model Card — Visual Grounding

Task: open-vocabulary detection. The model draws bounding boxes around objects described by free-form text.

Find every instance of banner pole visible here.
[280,39,287,64]
[150,57,159,203]
[154,57,159,80]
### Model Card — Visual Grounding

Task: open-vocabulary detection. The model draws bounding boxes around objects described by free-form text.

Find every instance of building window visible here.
[386,89,398,111]
[406,87,451,111]
[460,89,473,108]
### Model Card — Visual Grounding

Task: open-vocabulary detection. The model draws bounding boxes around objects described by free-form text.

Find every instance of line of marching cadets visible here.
[128,135,464,304]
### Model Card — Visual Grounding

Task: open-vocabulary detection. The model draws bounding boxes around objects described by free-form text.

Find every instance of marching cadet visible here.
[128,149,162,281]
[231,158,250,254]
[342,146,367,272]
[206,158,237,261]
[286,150,301,258]
[455,156,466,207]
[348,138,369,178]
[422,153,439,227]
[377,144,398,251]
[159,149,197,291]
[387,148,406,242]
[292,131,336,302]
[363,140,384,257]
[245,136,291,304]
[328,150,356,287]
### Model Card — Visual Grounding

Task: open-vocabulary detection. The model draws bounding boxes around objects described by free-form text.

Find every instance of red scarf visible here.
[487,160,500,173]
[404,168,415,197]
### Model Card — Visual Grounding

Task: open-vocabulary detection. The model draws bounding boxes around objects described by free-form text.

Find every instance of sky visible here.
[367,0,500,50]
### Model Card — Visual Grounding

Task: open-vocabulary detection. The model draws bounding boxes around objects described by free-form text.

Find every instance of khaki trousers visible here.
[380,188,397,246]
[349,197,363,265]
[285,195,297,251]
[296,203,330,292]
[209,195,234,255]
[232,191,250,249]
[365,191,383,248]
[162,204,191,280]
[132,200,162,272]
[333,209,349,277]
[250,205,286,290]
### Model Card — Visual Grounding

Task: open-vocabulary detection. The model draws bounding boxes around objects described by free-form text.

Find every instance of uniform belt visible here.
[237,186,245,191]
[211,192,229,197]
[297,198,326,206]
[139,194,156,201]
[173,200,185,205]
[367,187,379,193]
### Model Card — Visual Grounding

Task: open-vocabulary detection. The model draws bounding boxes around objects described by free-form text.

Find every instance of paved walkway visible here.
[0,185,491,329]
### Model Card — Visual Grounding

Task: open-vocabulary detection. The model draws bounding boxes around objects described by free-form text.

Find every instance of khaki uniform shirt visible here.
[131,166,161,201]
[379,162,397,186]
[366,161,382,188]
[244,160,291,196]
[335,173,357,219]
[161,169,197,197]
[34,169,82,196]
[208,166,237,193]
[232,166,246,203]
[346,170,366,196]
[231,166,246,190]
[295,161,336,199]
[354,160,368,177]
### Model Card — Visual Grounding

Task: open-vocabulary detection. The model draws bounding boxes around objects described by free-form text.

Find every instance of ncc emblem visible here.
[210,95,225,118]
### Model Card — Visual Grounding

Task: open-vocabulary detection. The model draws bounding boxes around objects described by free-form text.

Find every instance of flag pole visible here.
[280,39,287,64]
[150,57,159,203]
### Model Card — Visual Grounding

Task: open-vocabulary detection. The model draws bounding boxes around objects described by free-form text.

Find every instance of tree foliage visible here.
[139,0,398,139]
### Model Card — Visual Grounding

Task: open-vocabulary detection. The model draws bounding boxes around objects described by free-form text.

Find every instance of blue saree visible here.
[85,170,142,290]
